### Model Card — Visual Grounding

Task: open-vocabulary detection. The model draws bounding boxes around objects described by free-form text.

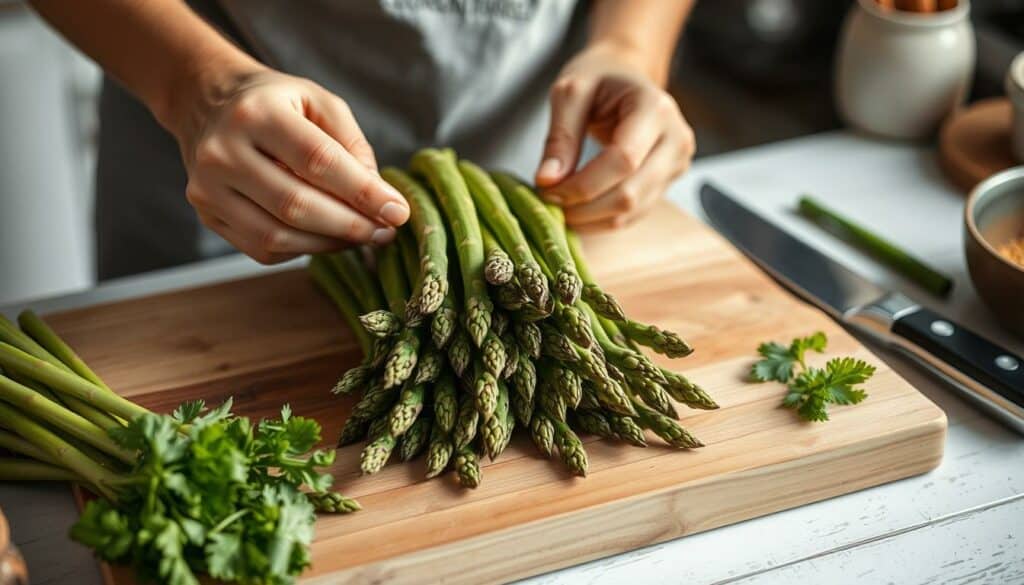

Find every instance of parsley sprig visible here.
[751,332,874,422]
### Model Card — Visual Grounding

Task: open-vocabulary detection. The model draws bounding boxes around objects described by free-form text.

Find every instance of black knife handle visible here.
[892,307,1024,408]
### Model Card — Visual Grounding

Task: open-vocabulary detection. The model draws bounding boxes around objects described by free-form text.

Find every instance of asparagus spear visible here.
[634,401,703,448]
[431,291,458,349]
[481,384,509,460]
[382,168,450,318]
[565,231,626,321]
[0,458,83,482]
[459,160,549,305]
[0,427,57,463]
[452,393,480,450]
[480,330,507,378]
[619,320,693,358]
[0,343,148,422]
[490,311,509,338]
[1,315,123,431]
[511,389,534,426]
[425,425,454,479]
[412,149,492,347]
[473,363,499,421]
[513,320,542,360]
[306,492,362,514]
[332,363,372,395]
[530,412,556,457]
[549,363,582,409]
[634,377,679,419]
[360,424,398,475]
[538,381,567,422]
[572,410,616,440]
[454,446,481,489]
[433,370,458,433]
[413,346,443,385]
[447,328,472,377]
[552,418,588,477]
[359,310,401,338]
[607,414,648,447]
[500,332,519,379]
[399,415,431,461]
[325,248,385,314]
[309,256,373,356]
[659,368,719,410]
[388,383,426,436]
[492,172,582,305]
[481,224,514,285]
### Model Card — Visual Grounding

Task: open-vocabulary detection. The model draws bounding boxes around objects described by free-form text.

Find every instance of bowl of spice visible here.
[965,166,1024,337]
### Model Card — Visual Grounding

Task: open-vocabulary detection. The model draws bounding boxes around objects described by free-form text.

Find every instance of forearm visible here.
[29,0,261,132]
[586,0,693,86]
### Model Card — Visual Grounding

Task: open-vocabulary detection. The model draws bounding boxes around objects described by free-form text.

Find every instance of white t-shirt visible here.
[94,0,587,278]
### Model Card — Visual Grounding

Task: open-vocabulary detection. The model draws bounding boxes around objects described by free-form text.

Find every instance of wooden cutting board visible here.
[47,201,946,585]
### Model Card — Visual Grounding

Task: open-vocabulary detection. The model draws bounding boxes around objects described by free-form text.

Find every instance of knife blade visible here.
[699,182,1024,434]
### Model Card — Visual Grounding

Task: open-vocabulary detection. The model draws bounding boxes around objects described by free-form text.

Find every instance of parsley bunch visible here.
[750,332,875,421]
[69,400,345,585]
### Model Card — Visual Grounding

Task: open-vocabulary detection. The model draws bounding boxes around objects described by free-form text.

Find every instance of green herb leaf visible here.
[750,341,795,383]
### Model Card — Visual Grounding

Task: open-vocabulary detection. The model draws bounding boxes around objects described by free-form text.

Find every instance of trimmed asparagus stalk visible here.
[0,401,118,500]
[382,167,450,317]
[0,343,148,422]
[412,149,492,347]
[492,172,582,305]
[459,160,549,305]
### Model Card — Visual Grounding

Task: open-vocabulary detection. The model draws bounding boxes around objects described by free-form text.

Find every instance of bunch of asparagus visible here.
[312,148,718,487]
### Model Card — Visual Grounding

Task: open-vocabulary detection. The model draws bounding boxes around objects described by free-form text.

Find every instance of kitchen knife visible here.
[699,182,1024,434]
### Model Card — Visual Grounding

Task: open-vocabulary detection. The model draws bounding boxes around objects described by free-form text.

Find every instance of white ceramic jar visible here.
[835,0,975,140]
[1006,51,1024,163]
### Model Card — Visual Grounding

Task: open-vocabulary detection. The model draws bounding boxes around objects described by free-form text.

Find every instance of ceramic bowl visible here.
[965,166,1024,337]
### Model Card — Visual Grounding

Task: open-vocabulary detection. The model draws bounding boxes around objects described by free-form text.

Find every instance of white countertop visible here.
[3,131,1023,585]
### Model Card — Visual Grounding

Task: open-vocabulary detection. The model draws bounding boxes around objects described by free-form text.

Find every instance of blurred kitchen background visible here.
[0,0,1021,306]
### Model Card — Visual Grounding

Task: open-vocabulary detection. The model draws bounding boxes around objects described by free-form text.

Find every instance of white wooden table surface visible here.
[3,131,1023,585]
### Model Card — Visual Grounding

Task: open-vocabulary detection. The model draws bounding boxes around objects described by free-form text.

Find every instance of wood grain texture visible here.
[45,201,946,585]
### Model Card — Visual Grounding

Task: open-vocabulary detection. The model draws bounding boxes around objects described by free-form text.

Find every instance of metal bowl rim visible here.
[965,165,1024,276]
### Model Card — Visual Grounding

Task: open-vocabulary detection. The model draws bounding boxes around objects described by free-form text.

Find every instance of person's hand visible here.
[170,66,409,264]
[535,43,695,229]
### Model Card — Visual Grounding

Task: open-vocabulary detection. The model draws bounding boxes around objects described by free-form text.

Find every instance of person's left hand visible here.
[535,42,695,229]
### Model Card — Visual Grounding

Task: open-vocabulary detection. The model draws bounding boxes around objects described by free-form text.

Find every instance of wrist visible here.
[582,38,672,87]
[149,47,264,138]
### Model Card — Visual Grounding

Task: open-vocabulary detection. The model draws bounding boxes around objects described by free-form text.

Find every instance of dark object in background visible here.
[685,0,850,87]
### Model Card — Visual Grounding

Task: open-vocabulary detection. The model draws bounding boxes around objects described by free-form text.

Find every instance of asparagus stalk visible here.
[500,332,520,380]
[552,418,588,477]
[325,249,385,314]
[1,315,123,431]
[0,374,134,463]
[359,310,402,339]
[360,426,398,475]
[0,343,148,422]
[433,370,458,433]
[564,231,626,321]
[619,319,693,359]
[399,415,431,461]
[452,393,480,450]
[607,413,648,447]
[572,410,616,440]
[480,384,509,460]
[0,427,56,463]
[431,291,458,349]
[492,172,582,305]
[530,412,556,457]
[447,329,472,378]
[0,401,119,500]
[481,224,514,286]
[480,330,507,378]
[309,256,373,356]
[513,320,542,360]
[458,160,549,305]
[306,492,362,514]
[413,346,444,385]
[425,425,454,479]
[473,363,499,421]
[412,149,492,347]
[388,383,426,436]
[454,446,481,489]
[658,368,719,410]
[0,458,84,482]
[634,401,703,448]
[382,168,450,317]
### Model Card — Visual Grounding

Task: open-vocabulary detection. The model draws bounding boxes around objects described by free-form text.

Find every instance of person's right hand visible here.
[170,66,409,264]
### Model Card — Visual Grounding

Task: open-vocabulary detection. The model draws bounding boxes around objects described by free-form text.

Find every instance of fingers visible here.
[544,91,667,206]
[190,185,353,264]
[305,88,378,172]
[562,138,668,228]
[248,100,409,227]
[563,118,694,230]
[535,77,597,187]
[228,145,396,245]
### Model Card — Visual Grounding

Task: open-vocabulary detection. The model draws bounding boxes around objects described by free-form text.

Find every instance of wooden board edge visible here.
[302,410,946,585]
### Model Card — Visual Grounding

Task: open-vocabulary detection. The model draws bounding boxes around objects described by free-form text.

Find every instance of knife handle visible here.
[892,307,1024,411]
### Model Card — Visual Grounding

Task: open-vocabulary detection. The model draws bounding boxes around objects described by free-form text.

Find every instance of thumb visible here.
[536,78,595,188]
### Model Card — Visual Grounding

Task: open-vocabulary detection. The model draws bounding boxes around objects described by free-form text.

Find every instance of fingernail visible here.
[371,227,395,245]
[379,201,409,225]
[538,158,562,179]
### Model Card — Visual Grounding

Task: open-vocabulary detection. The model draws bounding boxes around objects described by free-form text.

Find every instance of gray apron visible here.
[96,0,587,279]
